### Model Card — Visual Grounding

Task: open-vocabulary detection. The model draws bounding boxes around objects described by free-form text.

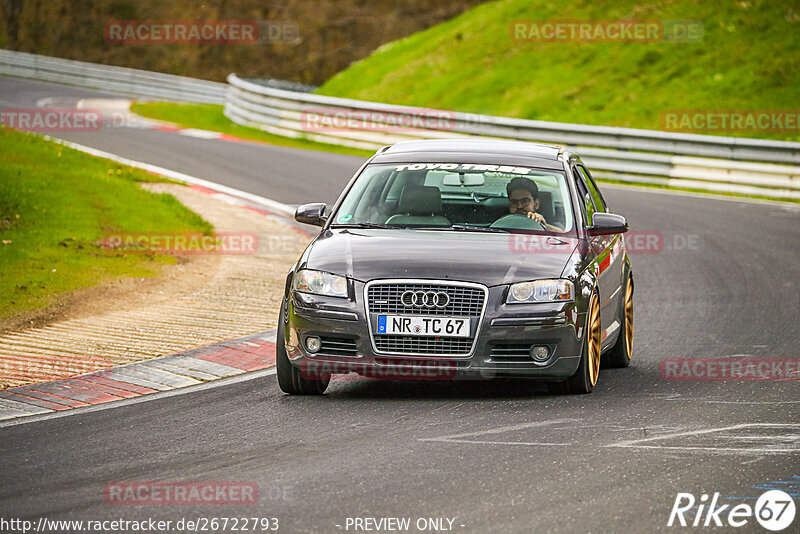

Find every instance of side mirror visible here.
[587,213,628,236]
[295,203,328,226]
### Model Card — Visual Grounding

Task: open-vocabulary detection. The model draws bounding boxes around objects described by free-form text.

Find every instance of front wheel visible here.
[603,276,633,368]
[276,300,329,395]
[550,292,601,395]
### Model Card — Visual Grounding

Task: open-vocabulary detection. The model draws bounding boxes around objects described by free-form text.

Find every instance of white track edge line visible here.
[42,136,296,216]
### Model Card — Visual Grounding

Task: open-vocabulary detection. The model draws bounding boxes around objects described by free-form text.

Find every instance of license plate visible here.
[376,315,470,337]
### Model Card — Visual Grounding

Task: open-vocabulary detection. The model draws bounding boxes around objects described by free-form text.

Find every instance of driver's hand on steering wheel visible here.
[526,211,546,224]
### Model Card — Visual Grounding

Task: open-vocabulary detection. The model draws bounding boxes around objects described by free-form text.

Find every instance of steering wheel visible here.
[490,213,547,231]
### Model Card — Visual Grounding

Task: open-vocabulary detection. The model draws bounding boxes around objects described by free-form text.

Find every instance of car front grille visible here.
[374,335,474,355]
[366,281,487,356]
[375,357,470,370]
[367,283,485,317]
[318,336,358,358]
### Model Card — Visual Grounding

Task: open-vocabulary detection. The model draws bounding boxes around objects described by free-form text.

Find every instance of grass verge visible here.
[0,127,213,324]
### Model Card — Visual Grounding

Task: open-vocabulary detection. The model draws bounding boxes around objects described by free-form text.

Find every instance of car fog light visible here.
[306,336,321,353]
[530,345,549,362]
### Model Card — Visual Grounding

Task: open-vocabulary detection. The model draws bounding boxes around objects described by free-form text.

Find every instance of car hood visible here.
[303,229,578,287]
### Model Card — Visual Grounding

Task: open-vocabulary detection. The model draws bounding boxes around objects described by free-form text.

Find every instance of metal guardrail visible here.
[243,77,317,94]
[0,50,225,104]
[1,51,797,199]
[225,74,800,200]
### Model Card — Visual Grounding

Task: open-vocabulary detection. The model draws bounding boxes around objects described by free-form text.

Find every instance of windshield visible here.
[331,162,575,234]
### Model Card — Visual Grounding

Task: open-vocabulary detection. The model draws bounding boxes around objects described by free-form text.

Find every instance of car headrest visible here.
[537,190,554,223]
[398,185,443,216]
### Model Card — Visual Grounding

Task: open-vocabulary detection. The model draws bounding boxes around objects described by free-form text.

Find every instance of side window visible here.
[573,166,596,224]
[577,165,607,212]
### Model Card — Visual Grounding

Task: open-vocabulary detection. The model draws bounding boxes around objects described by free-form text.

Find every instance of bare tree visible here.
[1,0,24,49]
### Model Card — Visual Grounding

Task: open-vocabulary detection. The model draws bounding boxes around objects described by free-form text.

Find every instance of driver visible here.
[506,177,563,232]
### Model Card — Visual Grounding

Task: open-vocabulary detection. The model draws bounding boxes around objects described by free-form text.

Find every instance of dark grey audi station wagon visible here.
[277,139,633,395]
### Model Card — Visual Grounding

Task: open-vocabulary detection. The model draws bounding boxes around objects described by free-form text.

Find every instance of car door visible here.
[574,165,623,337]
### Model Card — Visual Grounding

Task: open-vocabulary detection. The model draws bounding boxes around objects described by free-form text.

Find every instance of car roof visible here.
[379,139,563,159]
[371,139,566,170]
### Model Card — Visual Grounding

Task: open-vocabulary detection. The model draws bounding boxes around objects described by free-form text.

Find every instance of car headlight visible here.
[293,269,348,298]
[507,279,573,304]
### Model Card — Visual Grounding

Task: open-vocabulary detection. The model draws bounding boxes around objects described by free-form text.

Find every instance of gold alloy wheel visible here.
[624,281,634,360]
[587,295,602,386]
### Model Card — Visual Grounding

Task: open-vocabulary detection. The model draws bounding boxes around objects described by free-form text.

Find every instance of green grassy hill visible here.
[318,0,800,140]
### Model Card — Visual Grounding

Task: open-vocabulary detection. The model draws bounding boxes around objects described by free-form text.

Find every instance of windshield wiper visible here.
[448,224,509,233]
[333,223,508,233]
[331,222,401,229]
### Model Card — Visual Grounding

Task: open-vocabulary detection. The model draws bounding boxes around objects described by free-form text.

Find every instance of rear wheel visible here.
[276,300,329,395]
[603,277,633,368]
[550,292,601,395]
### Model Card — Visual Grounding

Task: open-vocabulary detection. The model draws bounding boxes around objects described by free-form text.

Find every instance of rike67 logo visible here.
[669,490,795,531]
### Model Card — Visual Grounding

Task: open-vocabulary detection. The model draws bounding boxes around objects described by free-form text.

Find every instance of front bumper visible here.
[285,282,584,381]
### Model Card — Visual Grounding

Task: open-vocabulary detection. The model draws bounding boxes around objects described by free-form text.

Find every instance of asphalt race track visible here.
[1,78,799,533]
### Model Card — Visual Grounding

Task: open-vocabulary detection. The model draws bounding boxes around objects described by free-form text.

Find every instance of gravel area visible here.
[0,184,310,388]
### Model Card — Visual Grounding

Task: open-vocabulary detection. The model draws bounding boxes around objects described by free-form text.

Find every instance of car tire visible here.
[276,299,330,395]
[603,276,633,369]
[555,291,601,395]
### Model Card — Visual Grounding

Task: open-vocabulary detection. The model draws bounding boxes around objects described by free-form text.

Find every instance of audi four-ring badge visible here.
[277,139,634,395]
[400,290,450,309]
